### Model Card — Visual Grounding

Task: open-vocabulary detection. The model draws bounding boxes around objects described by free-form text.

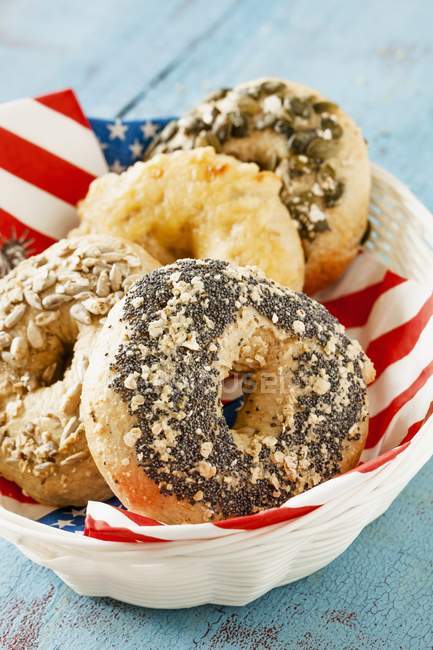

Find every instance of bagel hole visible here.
[43,342,74,386]
[221,325,300,454]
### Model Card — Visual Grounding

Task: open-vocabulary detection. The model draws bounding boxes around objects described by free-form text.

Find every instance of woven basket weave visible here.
[1,164,432,608]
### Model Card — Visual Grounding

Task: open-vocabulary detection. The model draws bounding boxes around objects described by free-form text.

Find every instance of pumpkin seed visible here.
[261,80,286,95]
[204,87,230,102]
[290,130,317,154]
[229,112,248,138]
[183,116,209,135]
[321,117,343,139]
[273,119,294,138]
[237,96,259,115]
[255,114,276,130]
[306,137,335,160]
[290,97,311,118]
[204,132,222,152]
[323,180,344,207]
[160,121,178,142]
[313,101,339,114]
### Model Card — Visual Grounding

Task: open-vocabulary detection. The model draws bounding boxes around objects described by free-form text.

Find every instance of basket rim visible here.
[1,162,432,551]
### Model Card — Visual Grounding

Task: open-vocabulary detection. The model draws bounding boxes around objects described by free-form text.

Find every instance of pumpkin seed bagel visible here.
[74,147,305,291]
[146,78,371,294]
[0,235,158,506]
[81,259,375,524]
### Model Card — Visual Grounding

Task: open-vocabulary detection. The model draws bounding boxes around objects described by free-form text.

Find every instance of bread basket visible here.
[0,113,432,608]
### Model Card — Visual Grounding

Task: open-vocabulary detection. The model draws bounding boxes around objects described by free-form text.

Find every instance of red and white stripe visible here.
[0,477,53,520]
[0,89,107,253]
[82,253,433,543]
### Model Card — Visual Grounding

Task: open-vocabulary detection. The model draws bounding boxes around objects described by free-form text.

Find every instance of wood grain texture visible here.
[0,0,433,648]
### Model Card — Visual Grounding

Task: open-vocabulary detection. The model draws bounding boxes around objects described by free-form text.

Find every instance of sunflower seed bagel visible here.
[81,259,375,524]
[74,147,305,291]
[0,235,159,506]
[146,78,371,294]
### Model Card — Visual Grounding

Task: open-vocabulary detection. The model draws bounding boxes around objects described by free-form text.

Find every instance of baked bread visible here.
[146,78,371,294]
[74,147,305,291]
[0,235,159,506]
[81,259,375,524]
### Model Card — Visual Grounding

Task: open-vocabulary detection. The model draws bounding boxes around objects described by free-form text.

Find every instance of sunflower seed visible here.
[62,279,90,295]
[101,252,124,263]
[122,274,141,291]
[60,416,79,448]
[34,461,54,473]
[61,382,82,415]
[60,451,88,466]
[4,304,26,328]
[24,289,43,310]
[0,332,11,349]
[96,271,110,297]
[81,245,102,257]
[1,351,15,365]
[35,311,58,326]
[73,291,95,301]
[42,362,57,384]
[8,287,23,303]
[34,255,48,267]
[109,264,122,291]
[70,303,92,325]
[27,321,44,349]
[42,294,72,310]
[81,298,109,316]
[10,336,28,363]
[33,271,56,293]
[81,257,99,268]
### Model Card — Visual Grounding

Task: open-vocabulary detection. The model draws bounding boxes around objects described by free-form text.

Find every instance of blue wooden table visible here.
[1,1,433,648]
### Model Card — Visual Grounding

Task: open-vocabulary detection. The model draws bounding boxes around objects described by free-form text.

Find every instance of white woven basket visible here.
[1,163,432,608]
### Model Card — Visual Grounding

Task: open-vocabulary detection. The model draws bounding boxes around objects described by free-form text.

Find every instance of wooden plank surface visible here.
[0,1,432,648]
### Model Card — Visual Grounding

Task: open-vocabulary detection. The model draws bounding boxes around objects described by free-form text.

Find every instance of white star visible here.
[56,519,74,529]
[107,120,128,141]
[129,140,143,159]
[110,160,125,173]
[71,508,86,517]
[98,140,108,150]
[141,121,158,138]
